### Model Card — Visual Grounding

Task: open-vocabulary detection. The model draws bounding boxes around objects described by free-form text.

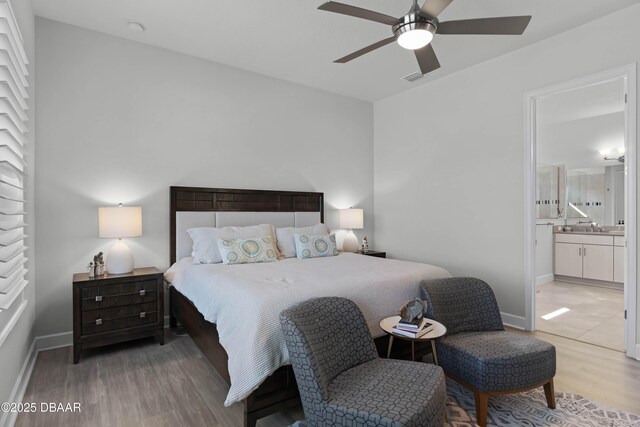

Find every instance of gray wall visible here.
[0,0,36,421]
[35,18,374,337]
[374,3,640,335]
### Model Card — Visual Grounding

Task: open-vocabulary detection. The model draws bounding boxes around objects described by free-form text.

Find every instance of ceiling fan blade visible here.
[334,36,397,63]
[318,1,401,26]
[414,44,441,75]
[437,16,532,35]
[420,0,454,19]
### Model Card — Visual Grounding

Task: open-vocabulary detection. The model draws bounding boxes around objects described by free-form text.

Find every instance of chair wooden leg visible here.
[543,379,556,409]
[474,391,489,427]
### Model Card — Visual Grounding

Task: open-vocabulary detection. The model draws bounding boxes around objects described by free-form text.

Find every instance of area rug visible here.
[446,379,640,426]
[290,378,640,426]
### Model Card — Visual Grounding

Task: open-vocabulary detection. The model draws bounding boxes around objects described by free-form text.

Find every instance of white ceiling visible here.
[32,0,638,102]
[537,79,626,170]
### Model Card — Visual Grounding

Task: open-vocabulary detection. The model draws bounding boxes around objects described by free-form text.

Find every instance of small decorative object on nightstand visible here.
[72,267,164,364]
[355,249,386,258]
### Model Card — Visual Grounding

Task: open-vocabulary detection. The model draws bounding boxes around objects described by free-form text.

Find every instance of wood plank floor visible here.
[14,329,640,426]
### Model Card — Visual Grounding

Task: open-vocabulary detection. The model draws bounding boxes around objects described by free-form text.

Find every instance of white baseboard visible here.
[34,331,73,352]
[0,340,37,427]
[635,344,640,361]
[536,274,554,286]
[501,312,526,330]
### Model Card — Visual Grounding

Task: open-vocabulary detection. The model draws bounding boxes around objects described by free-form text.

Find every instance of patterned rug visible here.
[446,379,640,426]
[290,379,640,426]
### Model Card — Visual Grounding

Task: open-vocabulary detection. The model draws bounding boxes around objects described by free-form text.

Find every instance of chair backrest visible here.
[280,297,378,402]
[420,277,504,335]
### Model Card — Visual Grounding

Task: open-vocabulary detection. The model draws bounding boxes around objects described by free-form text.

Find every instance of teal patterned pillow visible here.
[294,233,339,259]
[217,236,278,265]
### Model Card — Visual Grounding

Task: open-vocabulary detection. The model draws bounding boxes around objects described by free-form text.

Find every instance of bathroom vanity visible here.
[554,231,624,285]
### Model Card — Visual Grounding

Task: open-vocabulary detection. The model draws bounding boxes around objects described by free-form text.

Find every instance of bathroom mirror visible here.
[536,165,563,220]
[537,164,624,225]
[566,165,624,226]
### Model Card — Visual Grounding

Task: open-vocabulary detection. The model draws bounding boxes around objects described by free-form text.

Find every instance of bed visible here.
[166,186,450,426]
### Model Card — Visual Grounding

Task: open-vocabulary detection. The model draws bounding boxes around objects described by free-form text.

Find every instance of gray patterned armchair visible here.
[280,297,447,427]
[421,277,556,427]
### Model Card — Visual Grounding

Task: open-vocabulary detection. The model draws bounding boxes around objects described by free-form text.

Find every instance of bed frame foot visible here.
[244,412,257,427]
[169,287,178,329]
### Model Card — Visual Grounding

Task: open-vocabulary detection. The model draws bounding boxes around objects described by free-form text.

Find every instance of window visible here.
[0,0,29,346]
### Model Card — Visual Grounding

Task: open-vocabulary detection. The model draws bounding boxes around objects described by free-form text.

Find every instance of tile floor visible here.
[536,281,625,351]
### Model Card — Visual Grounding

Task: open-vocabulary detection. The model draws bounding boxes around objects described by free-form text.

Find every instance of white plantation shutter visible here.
[0,0,28,347]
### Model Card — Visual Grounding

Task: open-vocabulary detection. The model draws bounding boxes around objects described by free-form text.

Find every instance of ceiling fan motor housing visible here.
[393,13,437,41]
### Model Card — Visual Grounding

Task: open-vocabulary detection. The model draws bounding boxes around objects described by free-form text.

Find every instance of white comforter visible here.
[165,253,450,406]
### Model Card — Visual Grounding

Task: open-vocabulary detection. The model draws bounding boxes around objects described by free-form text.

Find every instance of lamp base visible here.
[106,240,134,274]
[342,230,360,252]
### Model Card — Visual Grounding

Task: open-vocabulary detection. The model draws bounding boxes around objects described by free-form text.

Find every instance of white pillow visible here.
[294,233,339,259]
[217,236,278,265]
[188,224,279,264]
[276,223,329,258]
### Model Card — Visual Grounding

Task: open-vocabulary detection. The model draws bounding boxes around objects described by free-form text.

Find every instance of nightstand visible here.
[355,250,386,258]
[72,267,164,364]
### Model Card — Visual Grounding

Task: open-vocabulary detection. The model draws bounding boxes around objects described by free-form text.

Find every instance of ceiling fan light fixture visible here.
[395,21,436,50]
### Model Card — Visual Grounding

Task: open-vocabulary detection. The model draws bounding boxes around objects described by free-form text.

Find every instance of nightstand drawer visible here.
[82,310,158,335]
[81,279,158,298]
[81,301,157,323]
[81,280,158,311]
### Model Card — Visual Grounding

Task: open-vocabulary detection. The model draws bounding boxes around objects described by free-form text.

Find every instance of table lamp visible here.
[339,208,363,252]
[99,204,142,274]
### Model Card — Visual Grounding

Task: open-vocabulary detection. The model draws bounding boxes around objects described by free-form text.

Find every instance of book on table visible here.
[392,318,435,338]
[396,317,424,331]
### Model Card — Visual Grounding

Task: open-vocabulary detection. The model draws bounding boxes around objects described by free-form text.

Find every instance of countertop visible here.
[554,230,624,236]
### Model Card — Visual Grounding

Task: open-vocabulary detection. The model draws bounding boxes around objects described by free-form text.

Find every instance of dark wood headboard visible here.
[169,186,324,265]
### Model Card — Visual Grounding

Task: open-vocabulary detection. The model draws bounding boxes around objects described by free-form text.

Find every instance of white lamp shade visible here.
[99,206,142,238]
[339,208,363,230]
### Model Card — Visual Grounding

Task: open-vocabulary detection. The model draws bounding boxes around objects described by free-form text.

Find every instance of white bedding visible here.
[165,253,450,406]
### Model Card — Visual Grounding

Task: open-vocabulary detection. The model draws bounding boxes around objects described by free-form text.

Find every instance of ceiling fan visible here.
[318,0,532,75]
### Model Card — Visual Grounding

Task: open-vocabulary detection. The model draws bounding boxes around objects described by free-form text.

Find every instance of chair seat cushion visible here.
[320,358,447,427]
[437,330,556,393]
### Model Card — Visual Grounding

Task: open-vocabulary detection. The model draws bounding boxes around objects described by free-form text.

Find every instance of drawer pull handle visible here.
[95,295,102,302]
[96,318,102,326]
[140,312,146,319]
[139,290,146,297]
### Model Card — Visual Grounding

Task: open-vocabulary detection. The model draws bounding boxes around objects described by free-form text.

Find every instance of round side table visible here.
[379,316,447,364]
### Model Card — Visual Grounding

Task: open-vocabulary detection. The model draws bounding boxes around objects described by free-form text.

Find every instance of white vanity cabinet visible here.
[582,244,614,281]
[554,243,583,277]
[554,234,619,283]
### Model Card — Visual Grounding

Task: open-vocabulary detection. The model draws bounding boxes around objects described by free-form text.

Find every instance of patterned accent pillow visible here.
[217,236,278,265]
[294,234,339,259]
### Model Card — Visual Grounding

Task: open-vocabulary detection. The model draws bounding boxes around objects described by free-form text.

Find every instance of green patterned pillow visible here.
[294,233,339,259]
[216,236,278,265]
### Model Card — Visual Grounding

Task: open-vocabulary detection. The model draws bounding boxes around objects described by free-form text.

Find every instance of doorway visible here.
[524,65,637,359]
